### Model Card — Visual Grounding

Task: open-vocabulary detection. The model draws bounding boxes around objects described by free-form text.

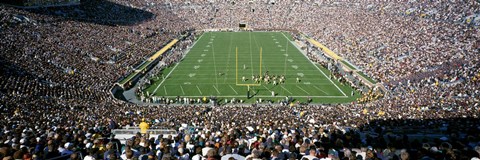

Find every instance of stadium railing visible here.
[111,128,178,143]
[47,152,83,160]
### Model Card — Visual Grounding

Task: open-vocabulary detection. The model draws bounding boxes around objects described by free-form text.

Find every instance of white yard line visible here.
[212,42,219,86]
[152,34,206,94]
[280,85,293,94]
[251,32,266,73]
[249,32,254,76]
[159,82,335,85]
[152,63,179,94]
[280,32,290,41]
[281,32,347,96]
[180,85,185,95]
[163,86,167,95]
[296,85,310,94]
[262,85,272,92]
[313,85,329,95]
[229,85,239,94]
[284,33,289,75]
[283,49,288,75]
[213,85,221,94]
[158,95,348,98]
[196,85,203,95]
[224,33,234,83]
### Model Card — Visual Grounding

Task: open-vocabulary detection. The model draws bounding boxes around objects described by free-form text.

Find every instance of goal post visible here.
[235,46,263,98]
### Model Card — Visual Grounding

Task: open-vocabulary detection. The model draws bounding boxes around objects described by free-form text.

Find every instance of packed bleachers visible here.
[0,0,479,159]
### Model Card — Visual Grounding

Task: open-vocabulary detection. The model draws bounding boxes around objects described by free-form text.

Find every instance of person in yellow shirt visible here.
[139,118,149,135]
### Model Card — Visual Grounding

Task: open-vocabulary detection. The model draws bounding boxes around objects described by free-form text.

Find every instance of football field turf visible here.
[143,32,360,103]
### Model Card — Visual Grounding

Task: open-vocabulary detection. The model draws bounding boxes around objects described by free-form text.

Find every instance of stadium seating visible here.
[0,0,479,159]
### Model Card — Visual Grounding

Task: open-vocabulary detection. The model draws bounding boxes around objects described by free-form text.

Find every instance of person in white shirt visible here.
[191,147,204,160]
[177,148,190,160]
[202,142,214,157]
[60,143,73,156]
[221,147,246,160]
[301,149,319,160]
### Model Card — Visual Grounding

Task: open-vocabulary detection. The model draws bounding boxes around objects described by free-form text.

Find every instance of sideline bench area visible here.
[116,39,179,89]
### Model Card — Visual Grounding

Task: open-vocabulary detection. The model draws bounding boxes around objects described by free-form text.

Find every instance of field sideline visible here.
[143,32,360,103]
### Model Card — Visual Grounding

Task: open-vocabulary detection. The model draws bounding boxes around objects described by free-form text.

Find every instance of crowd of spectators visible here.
[1,0,480,159]
[136,36,194,101]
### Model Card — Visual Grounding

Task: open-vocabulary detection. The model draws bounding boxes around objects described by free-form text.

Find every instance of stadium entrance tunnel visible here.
[111,85,127,101]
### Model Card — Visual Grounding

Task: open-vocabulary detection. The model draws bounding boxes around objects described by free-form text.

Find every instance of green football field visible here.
[143,32,360,103]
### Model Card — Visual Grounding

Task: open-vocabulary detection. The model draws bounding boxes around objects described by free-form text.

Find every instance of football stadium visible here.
[1,0,480,159]
[138,31,361,104]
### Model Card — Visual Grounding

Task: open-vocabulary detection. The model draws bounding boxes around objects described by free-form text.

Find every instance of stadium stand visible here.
[0,0,479,159]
